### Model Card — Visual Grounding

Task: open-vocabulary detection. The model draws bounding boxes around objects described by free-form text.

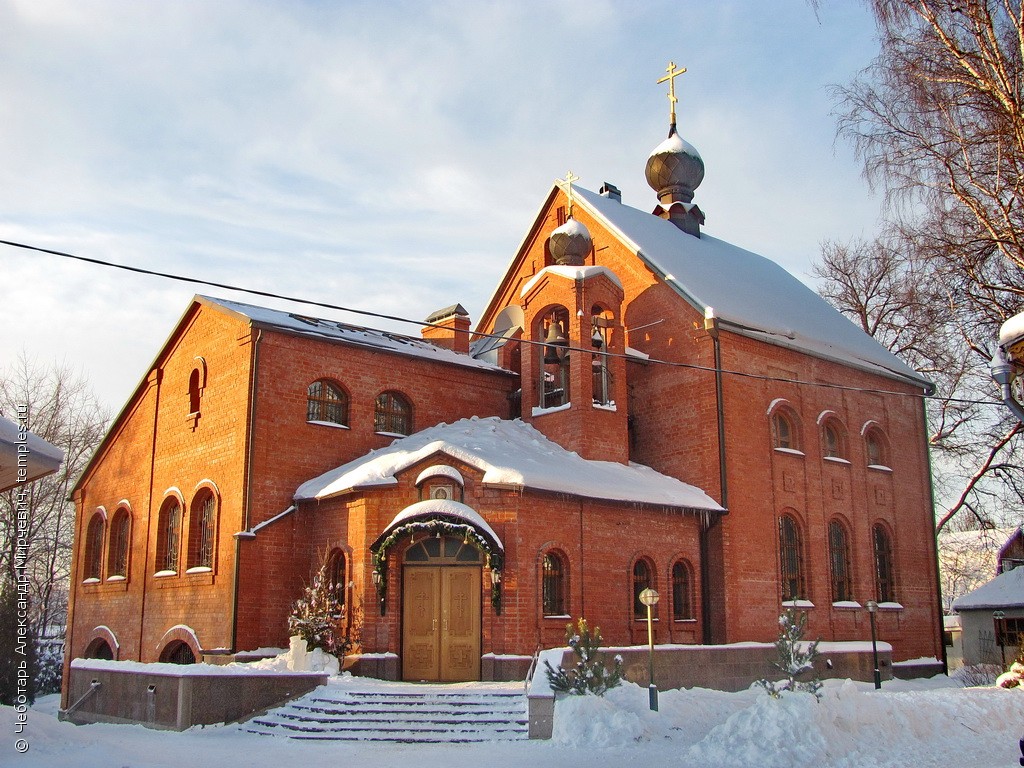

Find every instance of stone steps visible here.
[245,686,529,743]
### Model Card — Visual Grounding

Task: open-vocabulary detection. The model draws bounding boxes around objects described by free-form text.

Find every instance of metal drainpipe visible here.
[703,312,727,644]
[138,368,162,661]
[231,327,262,655]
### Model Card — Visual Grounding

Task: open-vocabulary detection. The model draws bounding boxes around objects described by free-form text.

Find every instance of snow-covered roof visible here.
[199,296,509,374]
[952,566,1024,610]
[379,499,502,549]
[519,265,622,297]
[295,416,723,512]
[568,186,931,390]
[0,414,64,492]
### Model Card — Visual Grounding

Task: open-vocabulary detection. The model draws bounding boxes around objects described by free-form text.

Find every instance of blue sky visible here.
[0,1,884,409]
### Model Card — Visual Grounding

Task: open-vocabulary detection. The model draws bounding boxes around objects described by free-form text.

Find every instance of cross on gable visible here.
[556,170,579,218]
[657,60,687,126]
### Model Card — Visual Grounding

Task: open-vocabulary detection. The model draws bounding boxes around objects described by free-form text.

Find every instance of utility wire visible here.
[0,237,1005,407]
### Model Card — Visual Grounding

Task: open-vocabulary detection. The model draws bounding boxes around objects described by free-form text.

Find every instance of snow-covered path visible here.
[5,675,1023,768]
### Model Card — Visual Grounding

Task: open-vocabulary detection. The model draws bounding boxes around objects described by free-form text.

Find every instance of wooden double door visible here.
[402,565,481,681]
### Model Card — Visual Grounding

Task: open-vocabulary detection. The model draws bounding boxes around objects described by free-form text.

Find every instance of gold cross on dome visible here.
[657,60,687,125]
[557,170,580,217]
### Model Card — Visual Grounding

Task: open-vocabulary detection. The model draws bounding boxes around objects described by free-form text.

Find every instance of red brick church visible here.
[63,80,942,687]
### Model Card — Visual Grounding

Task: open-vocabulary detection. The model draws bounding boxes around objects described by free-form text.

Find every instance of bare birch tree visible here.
[0,354,108,638]
[818,0,1024,531]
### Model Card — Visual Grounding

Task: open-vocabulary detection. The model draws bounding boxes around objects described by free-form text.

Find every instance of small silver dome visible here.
[645,129,705,205]
[548,217,593,266]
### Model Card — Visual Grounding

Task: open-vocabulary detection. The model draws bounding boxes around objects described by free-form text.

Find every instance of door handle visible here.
[432,618,438,632]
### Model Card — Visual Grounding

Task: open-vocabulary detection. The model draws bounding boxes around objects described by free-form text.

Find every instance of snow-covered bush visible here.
[35,636,63,695]
[287,551,351,659]
[996,661,1024,688]
[756,608,822,700]
[544,617,624,696]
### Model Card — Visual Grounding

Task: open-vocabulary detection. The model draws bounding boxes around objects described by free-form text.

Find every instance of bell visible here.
[543,320,568,364]
[591,325,604,349]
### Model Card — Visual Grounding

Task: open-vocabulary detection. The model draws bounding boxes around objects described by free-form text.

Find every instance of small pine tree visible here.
[543,617,624,696]
[756,608,822,700]
[287,552,350,657]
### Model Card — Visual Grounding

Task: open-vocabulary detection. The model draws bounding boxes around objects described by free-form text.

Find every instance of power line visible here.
[0,237,1004,407]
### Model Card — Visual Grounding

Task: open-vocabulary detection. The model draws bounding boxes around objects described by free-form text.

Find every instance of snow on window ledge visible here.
[832,600,862,610]
[878,601,903,610]
[673,618,698,623]
[185,566,213,575]
[782,599,815,609]
[307,420,350,430]
[867,464,893,473]
[543,614,571,620]
[82,577,100,585]
[774,447,805,457]
[592,401,617,412]
[532,402,571,417]
[375,431,409,439]
[153,570,177,578]
[823,456,851,465]
[106,575,127,582]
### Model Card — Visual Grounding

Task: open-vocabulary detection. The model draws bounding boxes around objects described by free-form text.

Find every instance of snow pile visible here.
[7,675,1024,767]
[549,678,1024,767]
[551,686,647,746]
[228,640,339,676]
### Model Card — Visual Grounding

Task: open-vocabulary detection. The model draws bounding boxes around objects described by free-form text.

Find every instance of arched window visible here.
[375,391,411,435]
[108,507,131,578]
[873,523,896,603]
[156,497,182,574]
[538,307,571,409]
[84,638,114,660]
[828,519,852,603]
[187,491,217,570]
[865,428,889,467]
[590,306,613,406]
[672,560,694,620]
[822,419,846,459]
[187,358,206,417]
[542,551,567,617]
[159,640,196,665]
[327,548,347,617]
[771,408,800,451]
[188,368,202,415]
[779,514,806,601]
[307,379,349,426]
[632,558,654,619]
[84,513,105,581]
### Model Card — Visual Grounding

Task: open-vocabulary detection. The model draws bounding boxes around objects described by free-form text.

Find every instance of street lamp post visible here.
[867,600,881,690]
[994,610,1007,669]
[639,587,660,711]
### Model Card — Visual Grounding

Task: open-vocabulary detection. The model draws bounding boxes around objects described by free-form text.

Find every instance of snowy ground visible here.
[4,674,1023,768]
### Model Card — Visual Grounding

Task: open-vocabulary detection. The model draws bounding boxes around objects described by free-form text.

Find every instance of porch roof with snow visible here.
[952,566,1024,611]
[483,185,931,391]
[295,416,724,512]
[0,414,63,492]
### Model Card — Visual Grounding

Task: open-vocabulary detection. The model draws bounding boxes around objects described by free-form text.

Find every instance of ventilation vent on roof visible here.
[599,182,621,202]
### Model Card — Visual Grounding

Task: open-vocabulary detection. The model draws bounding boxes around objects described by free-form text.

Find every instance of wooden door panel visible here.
[402,567,439,681]
[440,568,480,681]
